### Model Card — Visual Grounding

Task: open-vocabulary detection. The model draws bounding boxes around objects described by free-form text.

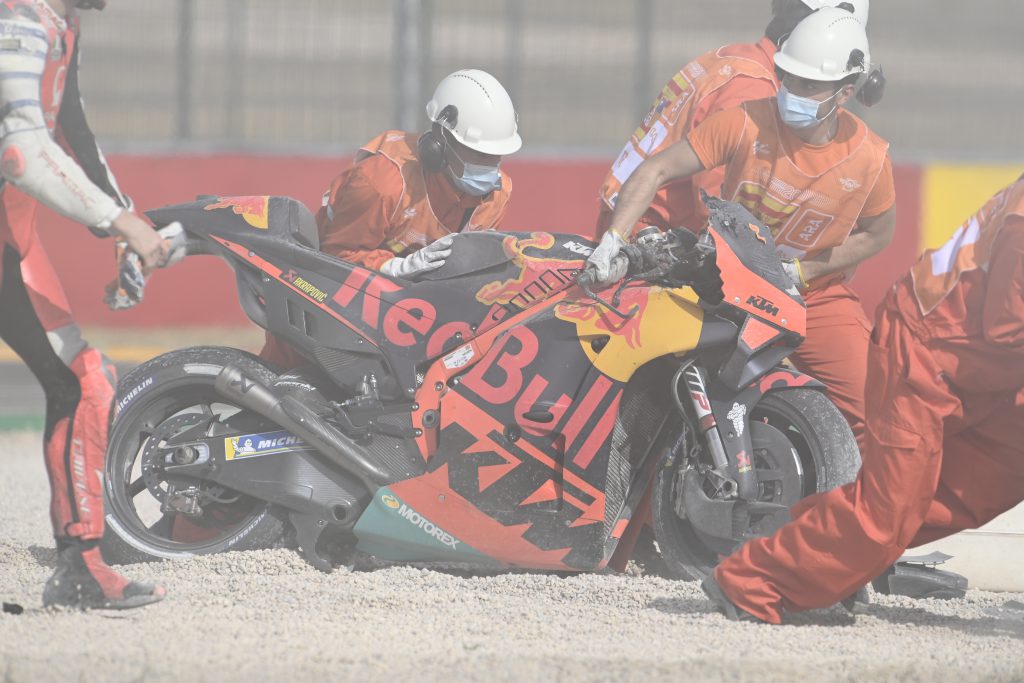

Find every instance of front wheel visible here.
[101,346,287,564]
[652,387,861,580]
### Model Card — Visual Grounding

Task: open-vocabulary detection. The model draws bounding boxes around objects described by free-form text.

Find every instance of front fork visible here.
[676,364,759,501]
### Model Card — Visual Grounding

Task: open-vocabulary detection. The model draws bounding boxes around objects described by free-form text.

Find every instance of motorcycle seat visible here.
[268,197,320,250]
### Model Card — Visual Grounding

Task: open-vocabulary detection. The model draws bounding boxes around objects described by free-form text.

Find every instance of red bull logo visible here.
[555,287,651,350]
[474,233,584,315]
[204,196,271,230]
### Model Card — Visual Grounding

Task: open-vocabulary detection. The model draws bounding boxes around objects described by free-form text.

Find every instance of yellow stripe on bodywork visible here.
[556,287,704,383]
[922,164,1024,250]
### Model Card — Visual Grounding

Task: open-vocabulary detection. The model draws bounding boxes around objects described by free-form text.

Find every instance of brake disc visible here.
[749,420,803,504]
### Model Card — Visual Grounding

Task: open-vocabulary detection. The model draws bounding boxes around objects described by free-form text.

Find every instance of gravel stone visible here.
[2,431,1023,682]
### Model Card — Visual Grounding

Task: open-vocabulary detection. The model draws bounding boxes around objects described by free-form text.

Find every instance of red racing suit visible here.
[715,177,1024,623]
[0,0,132,550]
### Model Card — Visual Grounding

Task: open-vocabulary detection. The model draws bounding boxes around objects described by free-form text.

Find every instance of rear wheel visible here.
[101,346,286,564]
[652,387,860,580]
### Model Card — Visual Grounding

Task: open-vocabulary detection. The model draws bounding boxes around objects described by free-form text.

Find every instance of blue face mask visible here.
[776,84,840,130]
[449,162,502,197]
[446,143,502,196]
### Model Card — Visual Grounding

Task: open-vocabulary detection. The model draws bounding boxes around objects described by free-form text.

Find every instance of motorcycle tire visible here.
[652,387,861,581]
[101,346,286,565]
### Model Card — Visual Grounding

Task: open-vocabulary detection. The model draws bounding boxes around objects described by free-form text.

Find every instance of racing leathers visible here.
[0,0,162,609]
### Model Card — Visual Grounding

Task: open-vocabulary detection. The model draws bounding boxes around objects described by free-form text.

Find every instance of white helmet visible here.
[425,69,522,156]
[800,0,868,25]
[774,7,871,82]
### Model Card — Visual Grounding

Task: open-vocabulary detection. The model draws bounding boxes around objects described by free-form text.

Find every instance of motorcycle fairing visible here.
[353,486,497,564]
[717,314,803,392]
[701,194,805,329]
[400,298,621,569]
[148,195,320,249]
[156,196,597,397]
[757,366,825,393]
[369,220,811,568]
[554,285,705,383]
[397,282,706,569]
[151,194,826,570]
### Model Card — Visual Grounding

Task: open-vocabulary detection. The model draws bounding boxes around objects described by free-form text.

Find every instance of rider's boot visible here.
[43,538,166,610]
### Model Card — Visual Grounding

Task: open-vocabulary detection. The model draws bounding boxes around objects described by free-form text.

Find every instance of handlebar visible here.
[573,228,718,320]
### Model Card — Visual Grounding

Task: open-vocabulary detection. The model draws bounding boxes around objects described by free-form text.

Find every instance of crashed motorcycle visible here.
[101,194,860,578]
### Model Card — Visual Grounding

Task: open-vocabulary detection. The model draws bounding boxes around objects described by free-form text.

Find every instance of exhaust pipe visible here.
[214,364,390,493]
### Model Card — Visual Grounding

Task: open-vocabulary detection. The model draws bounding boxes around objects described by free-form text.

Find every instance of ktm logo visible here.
[746,295,779,317]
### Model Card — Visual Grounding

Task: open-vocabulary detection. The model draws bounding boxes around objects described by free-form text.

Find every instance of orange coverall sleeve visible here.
[316,154,403,271]
[686,106,748,171]
[982,219,1024,349]
[859,154,896,219]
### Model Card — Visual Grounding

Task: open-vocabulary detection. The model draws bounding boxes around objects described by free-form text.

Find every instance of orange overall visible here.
[715,179,1024,624]
[688,100,895,449]
[260,130,512,368]
[597,37,779,234]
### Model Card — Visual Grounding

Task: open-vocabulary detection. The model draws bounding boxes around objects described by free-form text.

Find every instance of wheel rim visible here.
[658,394,823,573]
[106,384,271,556]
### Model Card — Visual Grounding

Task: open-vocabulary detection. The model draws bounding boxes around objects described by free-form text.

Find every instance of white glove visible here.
[780,257,807,291]
[380,236,453,279]
[605,254,630,284]
[585,231,627,286]
[104,222,188,311]
[159,222,188,268]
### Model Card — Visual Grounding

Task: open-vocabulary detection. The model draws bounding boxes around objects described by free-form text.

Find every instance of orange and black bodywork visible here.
[143,194,824,572]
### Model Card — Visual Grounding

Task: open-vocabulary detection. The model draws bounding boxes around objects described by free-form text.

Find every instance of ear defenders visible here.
[417,105,459,172]
[856,66,885,107]
[845,48,885,108]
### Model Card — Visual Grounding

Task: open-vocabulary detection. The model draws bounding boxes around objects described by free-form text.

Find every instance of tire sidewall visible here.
[101,346,284,564]
[653,387,861,580]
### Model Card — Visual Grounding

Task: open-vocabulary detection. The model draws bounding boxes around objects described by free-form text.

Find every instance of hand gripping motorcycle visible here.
[101,193,859,577]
